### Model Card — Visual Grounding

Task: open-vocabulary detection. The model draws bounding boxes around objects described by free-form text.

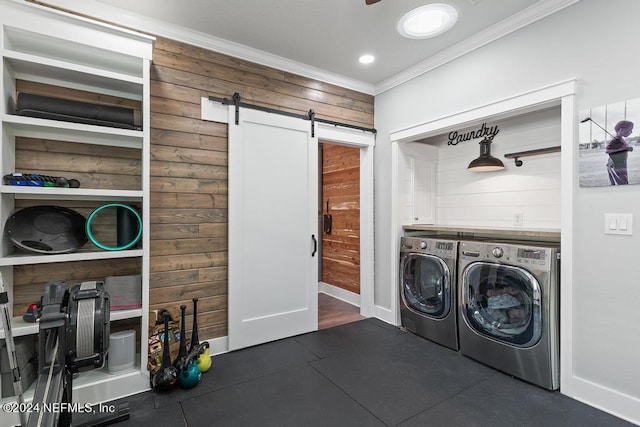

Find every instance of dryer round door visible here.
[461,262,541,347]
[401,253,451,318]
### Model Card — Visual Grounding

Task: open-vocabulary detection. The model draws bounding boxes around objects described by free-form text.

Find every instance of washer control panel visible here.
[459,241,558,270]
[400,236,457,257]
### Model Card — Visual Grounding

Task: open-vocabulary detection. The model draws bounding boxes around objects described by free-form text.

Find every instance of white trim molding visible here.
[389,79,577,395]
[376,0,581,94]
[390,79,577,142]
[201,97,229,123]
[316,122,375,147]
[317,124,376,319]
[30,0,579,96]
[319,282,360,307]
[374,305,396,326]
[569,377,640,425]
[208,336,229,356]
[25,0,375,95]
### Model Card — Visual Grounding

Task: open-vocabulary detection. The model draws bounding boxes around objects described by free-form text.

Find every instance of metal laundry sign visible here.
[447,122,500,145]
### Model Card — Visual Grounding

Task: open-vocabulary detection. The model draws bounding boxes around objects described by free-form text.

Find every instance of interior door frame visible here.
[316,123,375,318]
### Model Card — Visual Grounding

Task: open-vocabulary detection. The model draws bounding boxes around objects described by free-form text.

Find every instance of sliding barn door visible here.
[228,108,318,350]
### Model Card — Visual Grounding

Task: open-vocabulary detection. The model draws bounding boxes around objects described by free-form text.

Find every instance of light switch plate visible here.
[604,214,633,235]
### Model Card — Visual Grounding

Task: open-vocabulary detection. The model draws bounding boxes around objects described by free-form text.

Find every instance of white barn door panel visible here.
[228,108,318,351]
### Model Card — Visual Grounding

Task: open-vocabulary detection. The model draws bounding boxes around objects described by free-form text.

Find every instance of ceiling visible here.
[37,0,576,94]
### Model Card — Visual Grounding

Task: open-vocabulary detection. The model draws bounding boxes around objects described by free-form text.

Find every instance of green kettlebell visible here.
[179,356,201,389]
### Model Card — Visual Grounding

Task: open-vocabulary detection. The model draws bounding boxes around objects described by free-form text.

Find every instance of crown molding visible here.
[26,0,579,97]
[374,0,581,95]
[25,0,376,95]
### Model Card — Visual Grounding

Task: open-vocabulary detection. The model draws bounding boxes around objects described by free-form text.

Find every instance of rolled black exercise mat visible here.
[16,92,141,130]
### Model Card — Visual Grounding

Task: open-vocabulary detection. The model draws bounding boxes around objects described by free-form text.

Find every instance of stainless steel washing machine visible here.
[399,236,459,350]
[458,240,560,390]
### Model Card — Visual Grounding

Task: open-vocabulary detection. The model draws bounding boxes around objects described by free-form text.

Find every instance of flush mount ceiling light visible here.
[397,3,458,39]
[467,137,505,172]
[359,54,376,65]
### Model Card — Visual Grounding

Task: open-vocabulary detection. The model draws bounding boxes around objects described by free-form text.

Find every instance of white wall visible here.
[401,108,561,228]
[374,0,640,423]
[398,142,438,225]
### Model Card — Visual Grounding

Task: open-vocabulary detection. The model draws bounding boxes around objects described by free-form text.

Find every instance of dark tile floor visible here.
[112,319,632,427]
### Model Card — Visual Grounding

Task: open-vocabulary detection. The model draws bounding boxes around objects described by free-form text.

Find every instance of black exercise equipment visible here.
[16,92,141,130]
[24,280,129,426]
[176,305,201,389]
[151,312,178,392]
[1,273,29,426]
[173,305,188,372]
[188,298,200,355]
[3,173,80,188]
[5,206,88,254]
[22,302,41,323]
[189,298,212,374]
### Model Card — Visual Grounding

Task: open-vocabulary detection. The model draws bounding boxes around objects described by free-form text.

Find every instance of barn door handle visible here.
[311,234,317,257]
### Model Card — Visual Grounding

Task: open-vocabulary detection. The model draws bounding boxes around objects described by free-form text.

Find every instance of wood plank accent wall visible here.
[321,143,360,294]
[9,24,373,341]
[148,37,373,340]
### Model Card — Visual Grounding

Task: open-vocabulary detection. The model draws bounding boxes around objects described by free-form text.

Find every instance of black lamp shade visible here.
[468,138,505,172]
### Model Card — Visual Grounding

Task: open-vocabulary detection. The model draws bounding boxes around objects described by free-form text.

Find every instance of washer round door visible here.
[401,253,451,318]
[461,262,541,347]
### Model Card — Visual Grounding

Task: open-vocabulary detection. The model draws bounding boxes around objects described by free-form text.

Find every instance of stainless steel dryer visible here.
[399,236,459,350]
[457,240,560,390]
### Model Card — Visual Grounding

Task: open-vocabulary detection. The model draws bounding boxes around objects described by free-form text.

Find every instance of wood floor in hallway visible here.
[318,292,365,330]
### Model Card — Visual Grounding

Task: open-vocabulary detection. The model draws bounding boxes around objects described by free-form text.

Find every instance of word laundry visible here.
[447,122,500,145]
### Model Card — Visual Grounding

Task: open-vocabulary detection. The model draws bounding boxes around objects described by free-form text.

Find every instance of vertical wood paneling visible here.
[150,38,373,339]
[321,143,360,294]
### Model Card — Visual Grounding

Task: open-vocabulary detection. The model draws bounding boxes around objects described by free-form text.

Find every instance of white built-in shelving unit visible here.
[0,0,154,417]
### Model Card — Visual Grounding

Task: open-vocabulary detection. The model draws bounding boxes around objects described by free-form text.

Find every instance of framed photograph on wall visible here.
[579,98,640,187]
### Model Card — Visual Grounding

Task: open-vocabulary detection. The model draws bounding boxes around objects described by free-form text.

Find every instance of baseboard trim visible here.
[209,299,399,355]
[374,305,397,326]
[207,336,229,356]
[318,282,360,307]
[568,376,640,425]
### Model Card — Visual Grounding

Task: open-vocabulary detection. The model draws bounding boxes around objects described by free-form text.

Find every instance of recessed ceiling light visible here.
[359,54,375,65]
[397,3,458,39]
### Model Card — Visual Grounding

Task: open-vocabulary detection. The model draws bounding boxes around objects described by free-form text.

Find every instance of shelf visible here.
[3,49,144,99]
[2,114,143,148]
[0,315,37,339]
[3,25,149,81]
[2,185,143,201]
[1,4,153,412]
[110,308,143,322]
[0,308,142,339]
[0,359,148,408]
[0,249,143,267]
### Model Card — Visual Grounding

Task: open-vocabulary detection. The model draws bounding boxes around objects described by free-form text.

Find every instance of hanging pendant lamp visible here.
[467,137,505,172]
